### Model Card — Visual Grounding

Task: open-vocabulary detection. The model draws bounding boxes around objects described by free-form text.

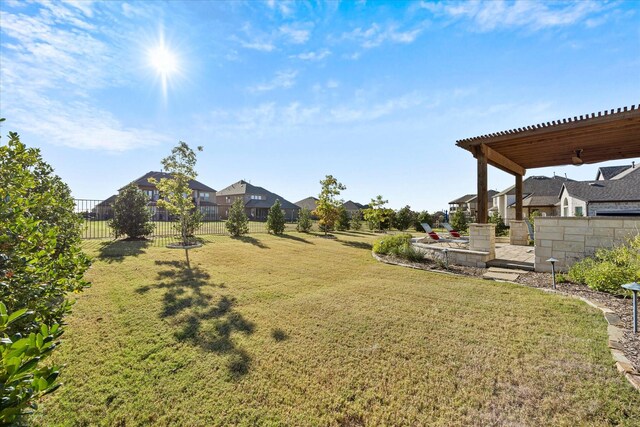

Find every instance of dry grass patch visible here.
[32,232,640,426]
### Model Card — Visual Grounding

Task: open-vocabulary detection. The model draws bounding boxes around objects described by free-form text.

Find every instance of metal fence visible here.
[75,199,269,239]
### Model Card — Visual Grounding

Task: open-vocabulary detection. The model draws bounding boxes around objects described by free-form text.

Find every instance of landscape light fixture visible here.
[621,282,640,334]
[571,149,583,166]
[547,257,558,290]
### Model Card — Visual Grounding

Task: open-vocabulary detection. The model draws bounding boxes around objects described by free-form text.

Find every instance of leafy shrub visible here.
[450,210,468,232]
[226,199,249,237]
[568,235,640,295]
[489,211,508,236]
[296,208,313,232]
[0,129,90,423]
[349,210,363,231]
[373,233,425,262]
[266,200,286,235]
[109,184,155,239]
[393,206,415,231]
[414,211,433,232]
[335,206,350,231]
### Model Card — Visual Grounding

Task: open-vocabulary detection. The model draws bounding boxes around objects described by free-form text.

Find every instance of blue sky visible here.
[1,0,639,212]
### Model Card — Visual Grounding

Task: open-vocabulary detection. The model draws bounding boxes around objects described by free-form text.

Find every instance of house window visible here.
[563,198,569,217]
[249,195,264,200]
[200,192,209,201]
[574,206,583,217]
[226,197,231,203]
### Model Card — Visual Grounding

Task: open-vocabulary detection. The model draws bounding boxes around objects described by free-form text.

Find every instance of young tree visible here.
[393,205,415,231]
[149,142,203,246]
[349,210,363,231]
[0,127,90,423]
[335,205,350,231]
[363,195,389,232]
[296,207,313,232]
[450,209,468,232]
[226,198,249,236]
[109,184,155,239]
[313,175,346,236]
[267,200,286,235]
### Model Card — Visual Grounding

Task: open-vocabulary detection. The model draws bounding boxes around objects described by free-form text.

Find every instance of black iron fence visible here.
[75,199,269,239]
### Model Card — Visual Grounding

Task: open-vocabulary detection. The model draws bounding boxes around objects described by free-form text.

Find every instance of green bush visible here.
[414,211,433,232]
[450,210,468,232]
[373,233,425,262]
[296,207,313,232]
[349,210,363,231]
[393,206,415,231]
[489,211,508,236]
[335,206,350,231]
[0,129,90,423]
[568,235,640,295]
[226,199,249,237]
[109,184,155,239]
[266,200,286,235]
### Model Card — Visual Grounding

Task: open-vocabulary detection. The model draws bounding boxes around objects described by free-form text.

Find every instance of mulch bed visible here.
[377,253,640,373]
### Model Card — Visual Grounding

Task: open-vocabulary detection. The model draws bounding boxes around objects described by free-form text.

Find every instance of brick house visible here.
[217,180,299,221]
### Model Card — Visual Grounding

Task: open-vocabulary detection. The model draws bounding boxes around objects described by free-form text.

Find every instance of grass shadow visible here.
[231,235,269,249]
[274,233,314,244]
[139,260,255,377]
[96,239,150,263]
[339,240,373,251]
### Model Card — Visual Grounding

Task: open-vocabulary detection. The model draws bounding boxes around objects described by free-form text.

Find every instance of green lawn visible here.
[33,232,639,426]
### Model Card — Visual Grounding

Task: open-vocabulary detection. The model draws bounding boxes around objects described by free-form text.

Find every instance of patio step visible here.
[483,269,520,282]
[486,259,535,271]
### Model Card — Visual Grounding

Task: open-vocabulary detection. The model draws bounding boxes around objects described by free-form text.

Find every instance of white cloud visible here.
[420,0,607,31]
[0,2,170,151]
[292,49,331,61]
[342,23,423,49]
[279,25,310,44]
[201,91,434,138]
[249,70,298,92]
[239,40,276,52]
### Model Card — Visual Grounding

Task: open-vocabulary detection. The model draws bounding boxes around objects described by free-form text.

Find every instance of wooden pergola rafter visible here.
[456,105,640,223]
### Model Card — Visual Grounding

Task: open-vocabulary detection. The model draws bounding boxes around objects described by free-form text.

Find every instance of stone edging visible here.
[372,251,640,392]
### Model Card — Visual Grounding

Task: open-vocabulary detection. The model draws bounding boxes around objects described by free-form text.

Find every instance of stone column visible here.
[469,223,496,259]
[509,220,529,246]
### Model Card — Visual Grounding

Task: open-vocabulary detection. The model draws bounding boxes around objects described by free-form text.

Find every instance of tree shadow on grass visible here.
[274,233,314,244]
[339,240,373,251]
[96,239,150,263]
[136,260,255,378]
[231,235,269,249]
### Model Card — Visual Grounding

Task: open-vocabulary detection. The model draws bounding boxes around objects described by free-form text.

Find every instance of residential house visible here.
[449,191,498,219]
[342,200,367,216]
[295,197,318,212]
[492,175,573,225]
[559,163,640,217]
[122,171,217,220]
[217,180,299,221]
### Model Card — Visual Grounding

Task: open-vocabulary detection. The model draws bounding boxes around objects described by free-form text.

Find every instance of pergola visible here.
[456,105,640,224]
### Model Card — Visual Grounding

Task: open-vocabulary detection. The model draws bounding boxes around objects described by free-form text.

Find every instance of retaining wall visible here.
[534,216,640,272]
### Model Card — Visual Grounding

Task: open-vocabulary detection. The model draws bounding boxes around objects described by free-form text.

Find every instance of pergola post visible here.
[476,145,488,224]
[515,174,523,221]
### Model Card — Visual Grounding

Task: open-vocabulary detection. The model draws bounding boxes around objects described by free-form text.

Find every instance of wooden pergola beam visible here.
[484,145,526,176]
[475,145,488,224]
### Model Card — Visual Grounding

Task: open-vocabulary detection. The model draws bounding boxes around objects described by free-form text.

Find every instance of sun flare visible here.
[149,45,177,77]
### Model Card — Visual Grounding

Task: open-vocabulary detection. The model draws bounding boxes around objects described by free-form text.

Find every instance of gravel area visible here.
[377,253,639,373]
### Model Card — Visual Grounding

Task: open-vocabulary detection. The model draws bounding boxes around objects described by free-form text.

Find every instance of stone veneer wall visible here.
[413,243,492,268]
[534,216,640,272]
